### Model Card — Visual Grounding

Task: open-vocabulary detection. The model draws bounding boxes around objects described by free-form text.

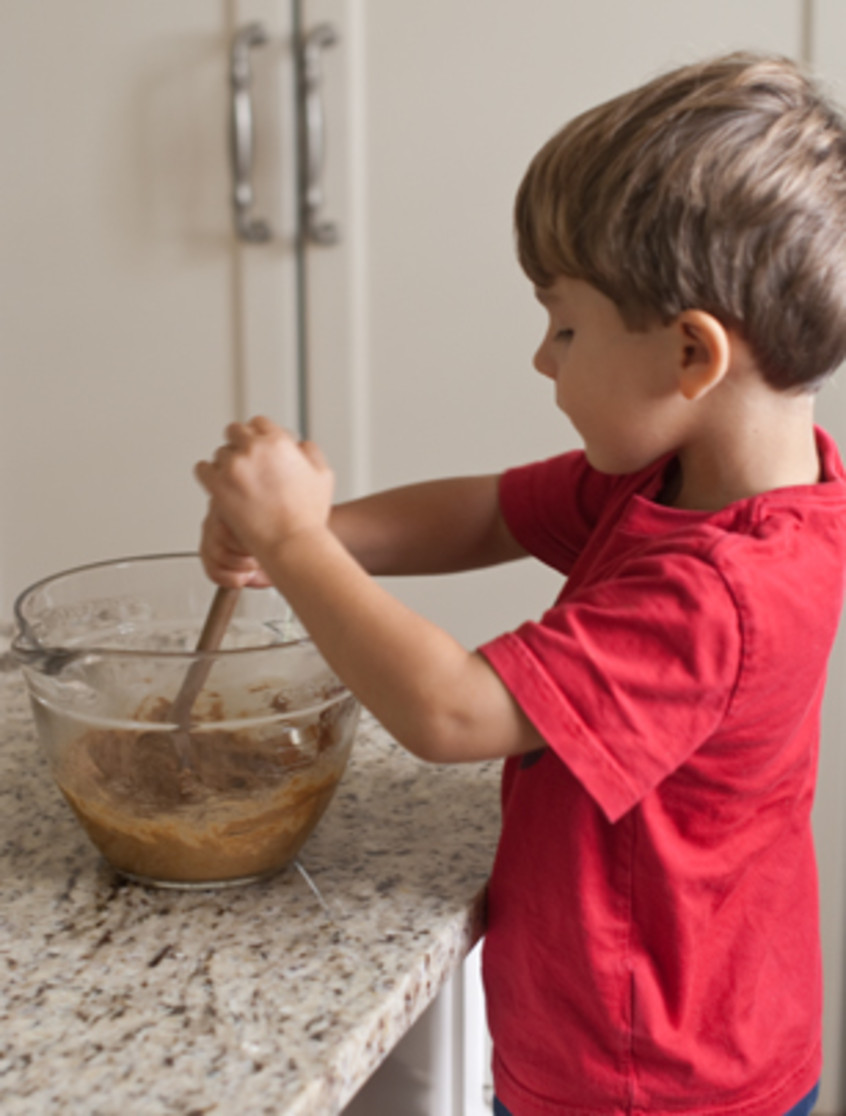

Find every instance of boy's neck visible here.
[669,376,819,512]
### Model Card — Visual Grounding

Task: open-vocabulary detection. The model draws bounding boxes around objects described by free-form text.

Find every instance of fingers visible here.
[195,418,277,491]
[198,506,271,588]
[202,509,246,562]
[223,415,278,449]
[194,458,218,494]
[195,416,334,568]
[199,507,245,571]
[222,422,252,450]
[298,438,329,470]
[202,419,324,484]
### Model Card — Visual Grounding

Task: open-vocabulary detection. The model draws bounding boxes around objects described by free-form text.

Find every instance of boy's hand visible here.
[198,505,273,588]
[195,416,335,577]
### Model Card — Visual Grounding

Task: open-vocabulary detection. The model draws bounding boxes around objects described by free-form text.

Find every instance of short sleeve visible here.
[479,551,742,822]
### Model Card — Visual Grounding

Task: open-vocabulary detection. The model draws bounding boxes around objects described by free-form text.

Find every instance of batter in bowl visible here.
[54,689,357,886]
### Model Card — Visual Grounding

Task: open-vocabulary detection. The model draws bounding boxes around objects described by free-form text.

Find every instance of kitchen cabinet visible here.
[3,1,845,1113]
[0,0,809,638]
[0,1,300,610]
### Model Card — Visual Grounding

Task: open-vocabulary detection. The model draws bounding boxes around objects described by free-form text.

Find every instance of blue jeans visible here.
[493,1081,819,1116]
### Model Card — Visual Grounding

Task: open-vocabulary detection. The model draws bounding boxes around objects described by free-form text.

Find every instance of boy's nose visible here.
[533,344,555,379]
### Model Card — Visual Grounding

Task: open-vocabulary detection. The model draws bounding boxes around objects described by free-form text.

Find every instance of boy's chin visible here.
[583,445,670,476]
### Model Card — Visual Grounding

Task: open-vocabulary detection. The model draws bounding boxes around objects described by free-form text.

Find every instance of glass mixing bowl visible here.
[12,553,360,888]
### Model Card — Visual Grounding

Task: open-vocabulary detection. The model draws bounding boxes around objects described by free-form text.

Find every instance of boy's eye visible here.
[555,329,574,342]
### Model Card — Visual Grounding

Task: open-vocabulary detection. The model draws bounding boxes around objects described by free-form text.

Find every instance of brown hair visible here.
[516,53,846,390]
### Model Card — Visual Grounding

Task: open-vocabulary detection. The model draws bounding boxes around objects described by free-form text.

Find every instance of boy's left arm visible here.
[196,418,545,765]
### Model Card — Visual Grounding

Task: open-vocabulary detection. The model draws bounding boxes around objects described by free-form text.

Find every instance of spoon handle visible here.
[170,586,241,726]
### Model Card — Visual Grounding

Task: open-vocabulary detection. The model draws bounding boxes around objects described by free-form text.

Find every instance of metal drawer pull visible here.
[230,22,272,243]
[300,23,340,245]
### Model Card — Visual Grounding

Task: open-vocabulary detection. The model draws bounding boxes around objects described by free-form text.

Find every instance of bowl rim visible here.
[12,551,315,663]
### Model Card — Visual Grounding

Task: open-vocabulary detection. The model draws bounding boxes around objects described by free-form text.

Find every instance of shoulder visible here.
[706,488,846,694]
[500,450,669,572]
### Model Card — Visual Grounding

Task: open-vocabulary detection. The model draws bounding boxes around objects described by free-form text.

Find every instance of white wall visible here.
[809,5,846,1111]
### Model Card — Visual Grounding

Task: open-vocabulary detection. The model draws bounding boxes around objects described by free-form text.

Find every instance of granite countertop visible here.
[0,661,501,1115]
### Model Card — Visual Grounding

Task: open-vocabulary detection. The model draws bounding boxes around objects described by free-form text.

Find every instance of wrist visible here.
[253,522,338,583]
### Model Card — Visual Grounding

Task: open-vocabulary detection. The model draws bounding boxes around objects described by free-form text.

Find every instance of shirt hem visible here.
[493,1042,822,1116]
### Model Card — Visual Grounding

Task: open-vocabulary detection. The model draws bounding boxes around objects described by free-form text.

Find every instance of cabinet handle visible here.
[230,22,272,243]
[299,23,340,245]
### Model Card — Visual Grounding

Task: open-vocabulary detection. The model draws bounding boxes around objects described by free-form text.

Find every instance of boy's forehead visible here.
[534,279,583,307]
[534,277,626,323]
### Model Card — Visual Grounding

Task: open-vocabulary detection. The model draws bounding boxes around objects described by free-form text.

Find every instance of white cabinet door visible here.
[0,0,298,614]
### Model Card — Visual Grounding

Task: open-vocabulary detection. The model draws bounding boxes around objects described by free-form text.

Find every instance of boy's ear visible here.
[674,310,730,400]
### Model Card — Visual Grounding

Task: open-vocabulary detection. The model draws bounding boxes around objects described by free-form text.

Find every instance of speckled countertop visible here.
[0,658,501,1115]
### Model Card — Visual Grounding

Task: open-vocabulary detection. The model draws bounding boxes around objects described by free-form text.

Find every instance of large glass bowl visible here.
[12,553,360,888]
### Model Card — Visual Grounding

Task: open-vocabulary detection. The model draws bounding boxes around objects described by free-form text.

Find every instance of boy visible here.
[196,53,846,1115]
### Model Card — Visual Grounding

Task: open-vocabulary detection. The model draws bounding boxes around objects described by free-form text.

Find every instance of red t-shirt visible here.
[479,428,846,1116]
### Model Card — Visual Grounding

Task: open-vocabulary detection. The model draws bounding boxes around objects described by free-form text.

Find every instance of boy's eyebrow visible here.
[533,287,558,307]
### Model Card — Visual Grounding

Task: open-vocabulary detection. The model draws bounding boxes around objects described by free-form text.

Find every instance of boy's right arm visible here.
[329,475,528,575]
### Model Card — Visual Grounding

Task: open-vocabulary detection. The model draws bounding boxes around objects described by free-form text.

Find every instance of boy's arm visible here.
[329,476,528,575]
[196,419,545,764]
[202,474,527,587]
[252,526,544,763]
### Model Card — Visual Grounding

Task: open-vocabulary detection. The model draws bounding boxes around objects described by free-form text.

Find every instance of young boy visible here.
[196,53,846,1115]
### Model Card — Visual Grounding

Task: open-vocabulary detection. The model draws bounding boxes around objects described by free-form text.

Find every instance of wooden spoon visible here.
[168,585,241,772]
[171,585,241,726]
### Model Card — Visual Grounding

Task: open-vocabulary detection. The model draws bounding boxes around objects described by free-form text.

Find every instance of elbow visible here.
[391,708,473,765]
